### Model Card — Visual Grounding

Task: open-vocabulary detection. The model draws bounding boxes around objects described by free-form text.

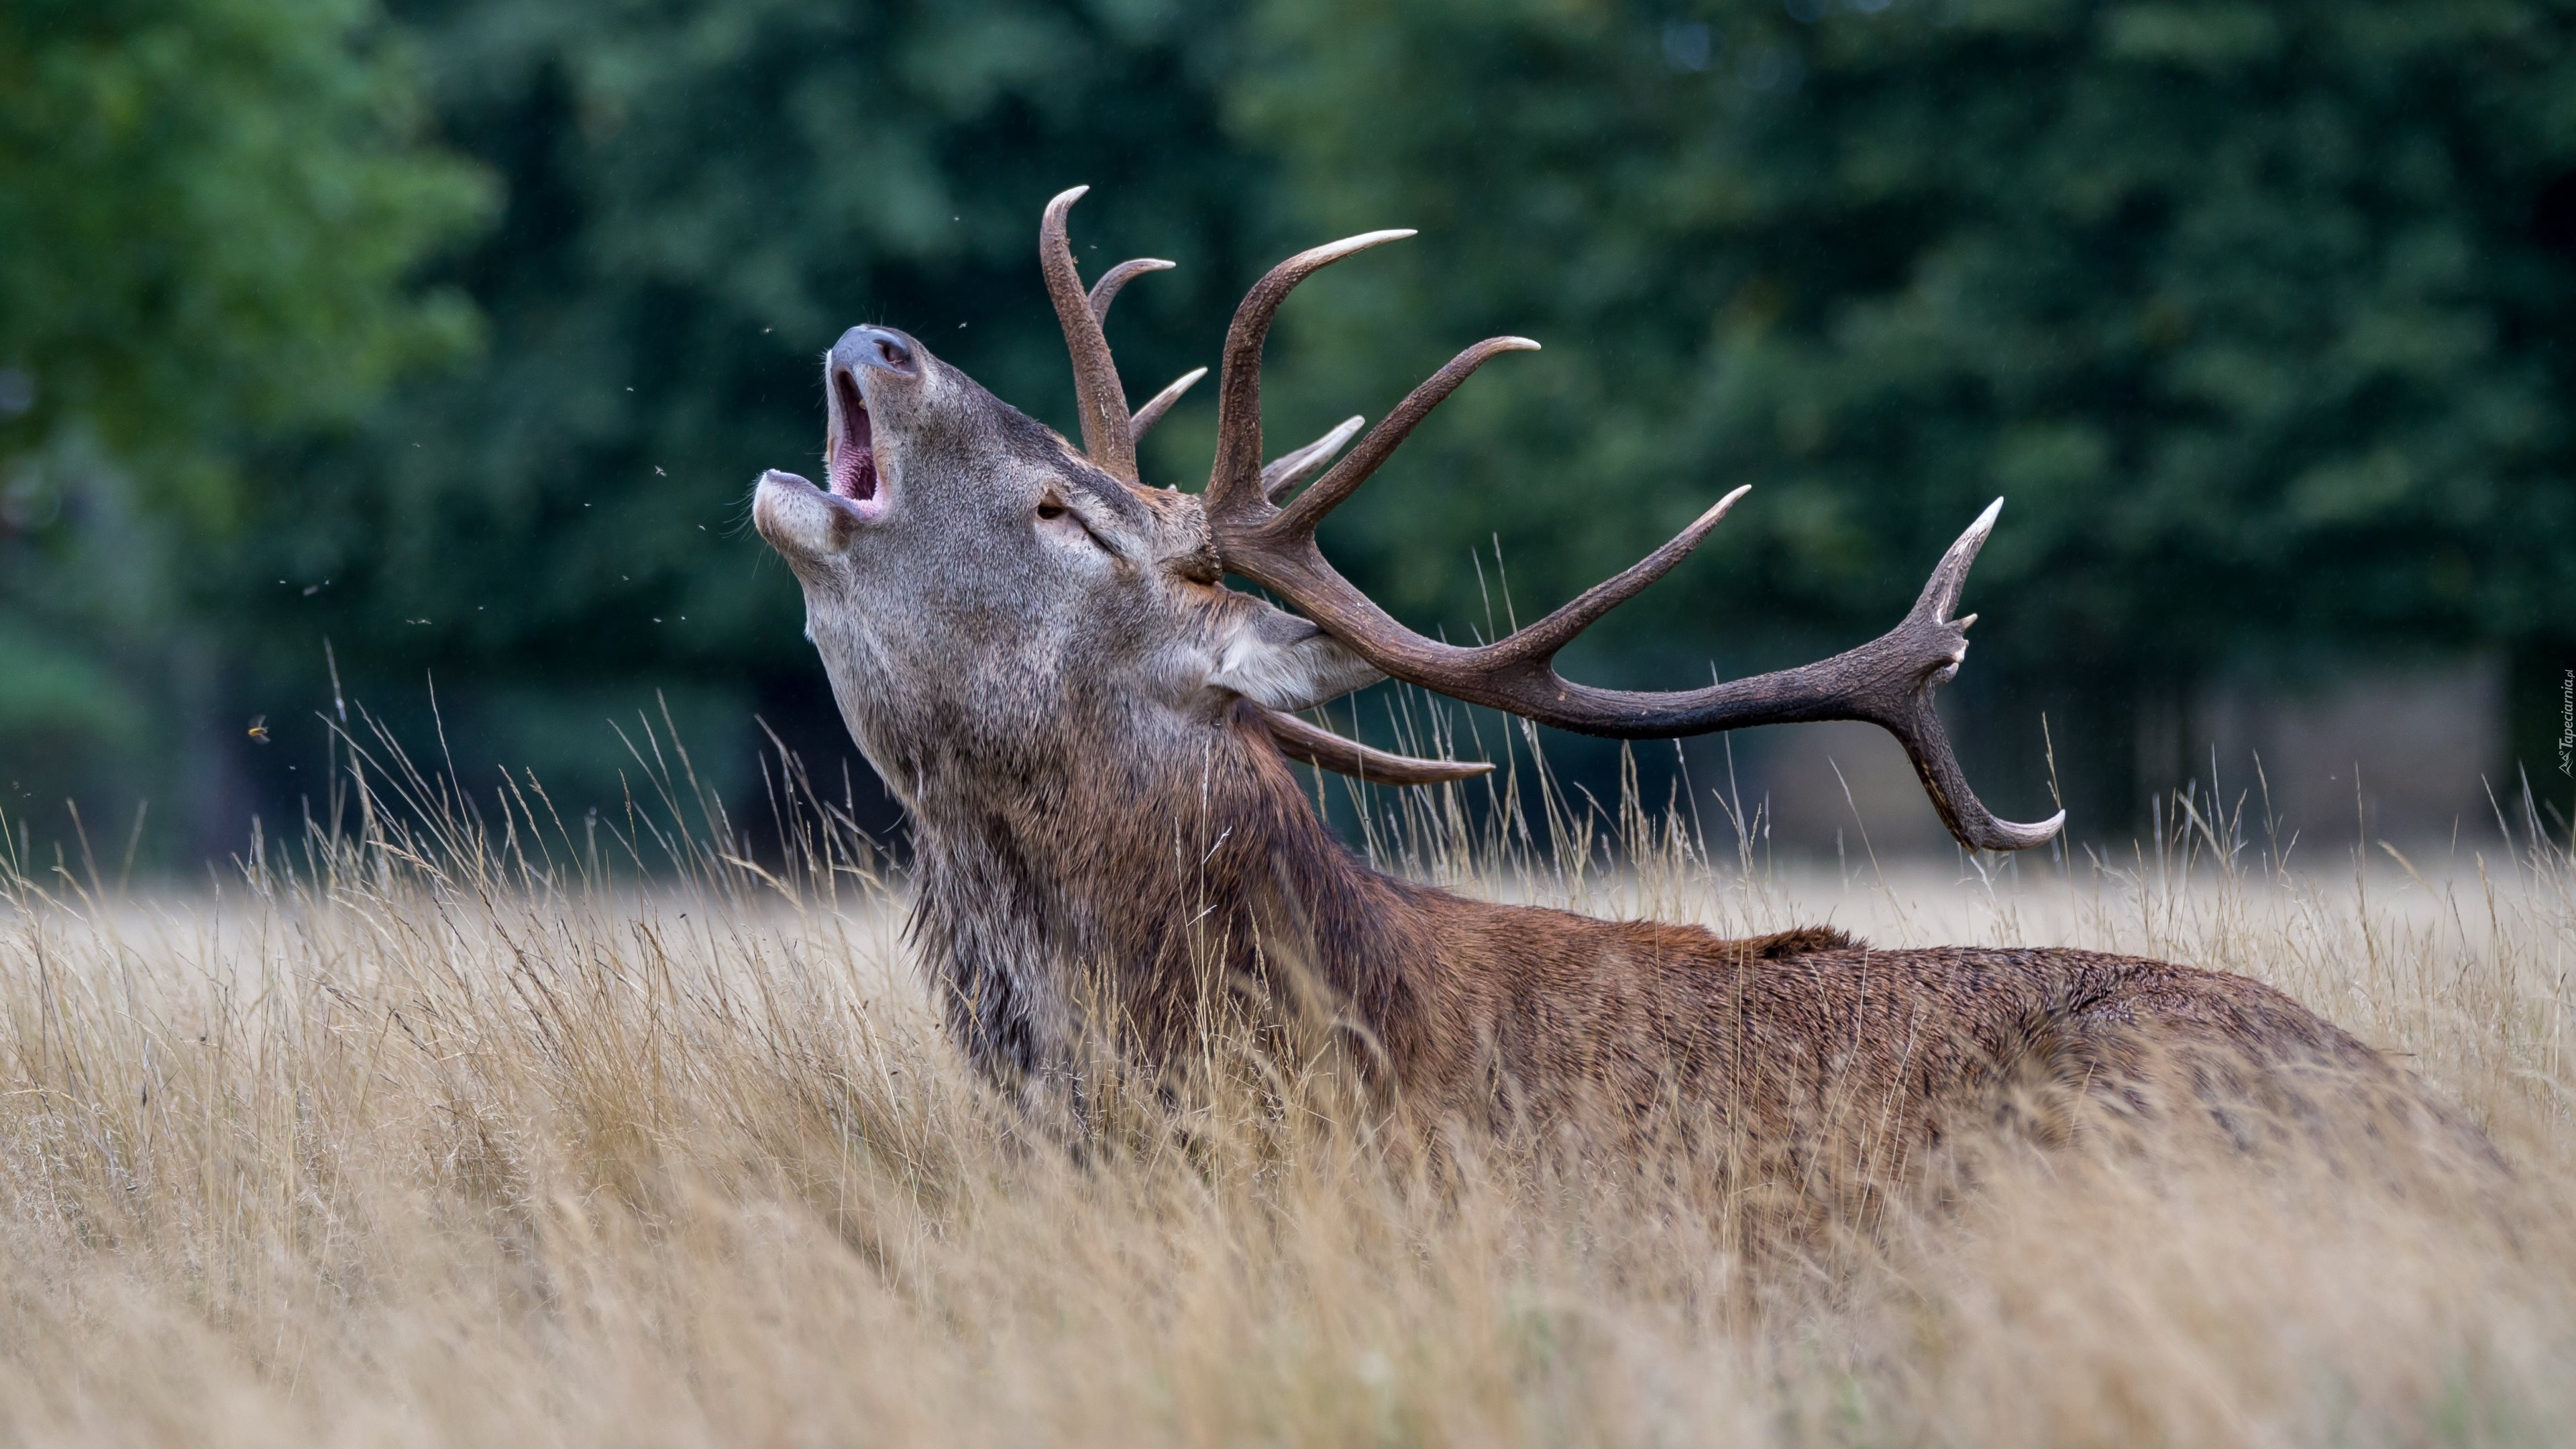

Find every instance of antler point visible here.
[2015,810,2070,846]
[1694,486,1751,530]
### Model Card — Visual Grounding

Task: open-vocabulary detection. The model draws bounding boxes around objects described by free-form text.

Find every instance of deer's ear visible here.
[1204,598,1383,712]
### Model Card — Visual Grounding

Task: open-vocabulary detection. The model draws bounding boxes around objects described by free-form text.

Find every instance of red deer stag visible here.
[751,187,2480,1160]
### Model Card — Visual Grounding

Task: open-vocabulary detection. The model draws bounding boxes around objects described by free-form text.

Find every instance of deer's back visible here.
[1415,907,2468,1164]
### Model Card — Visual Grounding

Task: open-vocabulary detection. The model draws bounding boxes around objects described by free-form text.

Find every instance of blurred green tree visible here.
[219,0,1265,824]
[16,0,2576,859]
[0,0,490,843]
[1232,0,2576,824]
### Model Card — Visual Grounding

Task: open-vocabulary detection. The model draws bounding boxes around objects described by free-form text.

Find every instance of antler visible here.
[1131,366,1205,441]
[1040,186,1470,790]
[1201,233,2065,852]
[1258,706,1491,785]
[1040,186,1209,479]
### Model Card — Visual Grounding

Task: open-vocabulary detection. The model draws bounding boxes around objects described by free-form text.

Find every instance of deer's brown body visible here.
[754,188,2473,1161]
[908,690,2395,1147]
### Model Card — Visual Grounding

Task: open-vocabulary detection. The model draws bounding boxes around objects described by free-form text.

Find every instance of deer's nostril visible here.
[832,325,920,378]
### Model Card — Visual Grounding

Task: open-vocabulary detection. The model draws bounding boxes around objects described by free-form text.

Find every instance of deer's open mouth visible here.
[827,369,877,503]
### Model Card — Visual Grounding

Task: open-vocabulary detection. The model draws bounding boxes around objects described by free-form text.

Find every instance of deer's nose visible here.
[832,325,920,378]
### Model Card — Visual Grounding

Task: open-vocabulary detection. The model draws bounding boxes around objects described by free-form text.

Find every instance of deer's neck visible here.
[902,701,1438,1089]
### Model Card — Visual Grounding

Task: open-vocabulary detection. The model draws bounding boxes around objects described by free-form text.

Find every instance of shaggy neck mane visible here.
[902,701,1441,1093]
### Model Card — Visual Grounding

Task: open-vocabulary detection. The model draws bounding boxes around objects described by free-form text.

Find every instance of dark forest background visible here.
[6,0,2574,870]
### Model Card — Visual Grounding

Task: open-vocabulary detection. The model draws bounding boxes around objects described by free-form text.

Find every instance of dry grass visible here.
[2,731,2572,1447]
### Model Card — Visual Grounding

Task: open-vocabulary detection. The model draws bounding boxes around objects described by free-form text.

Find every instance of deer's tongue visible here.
[828,371,877,502]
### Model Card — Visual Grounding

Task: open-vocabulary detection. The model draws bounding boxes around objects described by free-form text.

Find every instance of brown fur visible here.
[912,698,2469,1171]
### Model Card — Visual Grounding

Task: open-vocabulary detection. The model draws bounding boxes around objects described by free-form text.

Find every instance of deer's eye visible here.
[1036,492,1119,557]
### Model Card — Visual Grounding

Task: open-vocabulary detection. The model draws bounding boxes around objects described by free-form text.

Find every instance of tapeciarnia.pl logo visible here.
[2560,668,2574,778]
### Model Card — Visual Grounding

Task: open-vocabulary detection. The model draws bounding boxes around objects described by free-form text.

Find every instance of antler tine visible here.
[1205,229,1415,521]
[1258,707,1493,785]
[1275,336,1540,536]
[1131,366,1207,441]
[1087,257,1175,326]
[1040,185,1141,482]
[1893,690,2068,849]
[1491,486,1752,667]
[1911,496,2002,629]
[1262,415,1365,503]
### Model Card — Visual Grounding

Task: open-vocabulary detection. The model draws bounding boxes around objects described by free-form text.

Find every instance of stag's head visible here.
[752,191,1408,804]
[755,186,2062,850]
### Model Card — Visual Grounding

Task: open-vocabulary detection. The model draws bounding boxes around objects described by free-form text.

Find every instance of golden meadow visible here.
[3,722,2571,1446]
